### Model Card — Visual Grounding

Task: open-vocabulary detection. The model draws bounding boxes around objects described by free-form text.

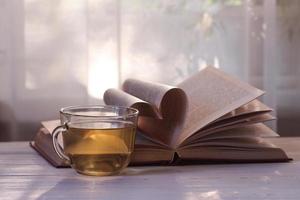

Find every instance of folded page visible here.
[105,80,188,146]
[104,89,160,118]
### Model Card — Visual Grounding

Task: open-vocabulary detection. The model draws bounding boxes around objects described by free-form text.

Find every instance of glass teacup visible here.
[52,105,138,176]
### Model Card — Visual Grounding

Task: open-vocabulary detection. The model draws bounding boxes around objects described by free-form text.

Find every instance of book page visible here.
[135,130,170,149]
[123,79,174,110]
[182,124,278,148]
[184,137,275,149]
[104,89,160,118]
[214,99,272,122]
[104,80,188,147]
[176,67,264,146]
[182,113,274,145]
[198,124,278,141]
[201,112,273,132]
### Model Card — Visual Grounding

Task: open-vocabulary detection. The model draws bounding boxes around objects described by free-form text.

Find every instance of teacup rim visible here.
[60,105,139,119]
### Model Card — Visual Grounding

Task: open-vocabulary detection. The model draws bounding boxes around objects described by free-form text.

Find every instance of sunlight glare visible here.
[214,56,220,68]
[199,190,221,200]
[88,42,119,99]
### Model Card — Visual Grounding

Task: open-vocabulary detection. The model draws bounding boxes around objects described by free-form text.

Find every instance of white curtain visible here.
[0,0,299,140]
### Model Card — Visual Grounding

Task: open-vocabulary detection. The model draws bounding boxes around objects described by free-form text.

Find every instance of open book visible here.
[30,67,290,167]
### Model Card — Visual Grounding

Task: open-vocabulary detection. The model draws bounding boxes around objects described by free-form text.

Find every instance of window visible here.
[0,0,299,140]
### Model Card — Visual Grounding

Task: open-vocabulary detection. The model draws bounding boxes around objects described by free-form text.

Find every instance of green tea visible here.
[63,121,136,176]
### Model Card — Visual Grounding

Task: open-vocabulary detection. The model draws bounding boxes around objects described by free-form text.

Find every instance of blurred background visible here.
[0,0,300,141]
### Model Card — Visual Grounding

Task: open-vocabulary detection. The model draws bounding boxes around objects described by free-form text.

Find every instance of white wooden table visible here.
[1,138,300,200]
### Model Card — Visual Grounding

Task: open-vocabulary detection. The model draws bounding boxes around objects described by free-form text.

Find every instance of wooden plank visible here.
[0,163,300,199]
[0,139,300,199]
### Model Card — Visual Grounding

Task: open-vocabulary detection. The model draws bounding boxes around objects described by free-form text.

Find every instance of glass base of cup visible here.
[75,169,121,176]
[69,154,130,176]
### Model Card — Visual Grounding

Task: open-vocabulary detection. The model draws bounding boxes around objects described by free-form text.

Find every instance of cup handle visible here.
[52,124,70,163]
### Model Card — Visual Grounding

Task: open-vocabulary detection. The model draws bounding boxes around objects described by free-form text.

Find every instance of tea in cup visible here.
[52,105,138,176]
